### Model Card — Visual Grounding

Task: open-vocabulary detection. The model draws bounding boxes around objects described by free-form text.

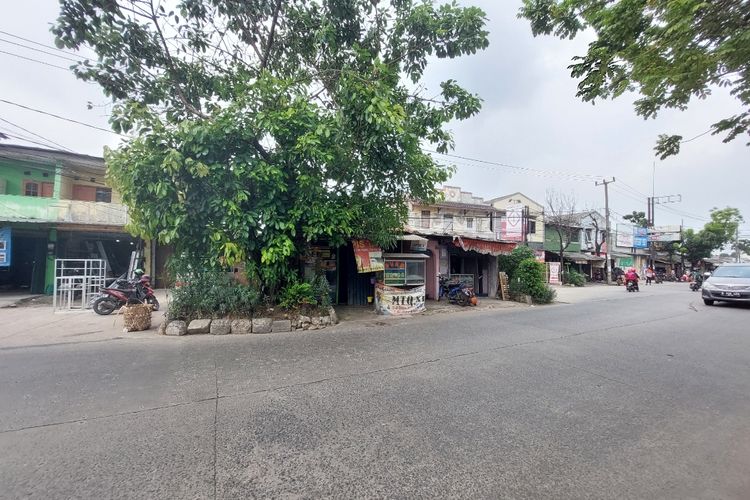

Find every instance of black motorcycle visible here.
[626,279,640,292]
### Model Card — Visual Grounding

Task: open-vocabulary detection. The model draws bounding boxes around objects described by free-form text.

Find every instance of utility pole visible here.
[596,177,615,284]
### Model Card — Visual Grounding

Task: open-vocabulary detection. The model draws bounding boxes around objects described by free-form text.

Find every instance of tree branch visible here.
[260,0,283,71]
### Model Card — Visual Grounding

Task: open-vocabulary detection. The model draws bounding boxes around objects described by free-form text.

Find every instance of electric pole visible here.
[596,177,615,284]
[737,227,741,263]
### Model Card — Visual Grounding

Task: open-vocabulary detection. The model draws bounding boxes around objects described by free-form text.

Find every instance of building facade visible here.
[0,145,141,294]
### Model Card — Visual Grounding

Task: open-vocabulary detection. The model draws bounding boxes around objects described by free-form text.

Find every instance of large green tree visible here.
[519,0,750,159]
[681,207,744,263]
[53,0,489,290]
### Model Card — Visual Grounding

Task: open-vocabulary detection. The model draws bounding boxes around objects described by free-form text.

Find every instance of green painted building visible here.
[0,144,137,294]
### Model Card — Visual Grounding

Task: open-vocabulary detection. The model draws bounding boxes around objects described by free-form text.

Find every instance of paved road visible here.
[1,283,749,499]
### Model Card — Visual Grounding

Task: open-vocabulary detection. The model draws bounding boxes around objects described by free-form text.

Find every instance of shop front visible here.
[376,252,429,315]
[445,237,513,297]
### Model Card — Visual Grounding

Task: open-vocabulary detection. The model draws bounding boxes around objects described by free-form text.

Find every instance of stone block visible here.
[231,319,252,334]
[165,320,187,336]
[329,307,339,325]
[299,315,311,327]
[253,318,273,334]
[210,319,231,335]
[187,319,211,334]
[272,319,292,332]
[320,316,330,326]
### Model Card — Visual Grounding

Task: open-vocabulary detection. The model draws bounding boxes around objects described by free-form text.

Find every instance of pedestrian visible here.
[645,266,655,285]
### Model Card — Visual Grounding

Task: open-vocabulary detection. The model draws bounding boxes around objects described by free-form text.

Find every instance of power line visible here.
[0,37,81,63]
[0,30,84,58]
[0,49,71,70]
[0,99,126,136]
[0,117,74,152]
[426,150,602,182]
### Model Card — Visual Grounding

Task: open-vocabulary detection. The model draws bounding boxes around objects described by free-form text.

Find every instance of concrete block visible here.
[187,319,211,334]
[272,319,292,332]
[165,320,187,336]
[329,307,339,325]
[231,319,252,334]
[210,319,231,335]
[253,318,272,334]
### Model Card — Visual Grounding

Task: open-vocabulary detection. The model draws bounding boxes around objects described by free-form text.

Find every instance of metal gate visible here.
[53,259,107,311]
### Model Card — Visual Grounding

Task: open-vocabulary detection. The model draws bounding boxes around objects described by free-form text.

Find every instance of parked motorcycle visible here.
[438,275,477,306]
[92,273,159,315]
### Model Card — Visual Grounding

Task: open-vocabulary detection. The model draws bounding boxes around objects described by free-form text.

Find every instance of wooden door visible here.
[72,184,97,201]
[41,182,54,198]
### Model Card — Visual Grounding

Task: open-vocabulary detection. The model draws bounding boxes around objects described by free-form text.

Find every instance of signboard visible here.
[352,239,384,273]
[633,227,649,248]
[375,283,426,315]
[384,260,406,285]
[548,262,560,284]
[616,225,634,247]
[649,225,681,242]
[617,257,634,268]
[0,226,10,267]
[502,203,524,241]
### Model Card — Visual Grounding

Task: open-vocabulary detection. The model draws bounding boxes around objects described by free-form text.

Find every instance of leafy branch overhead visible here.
[519,0,750,159]
[53,0,489,289]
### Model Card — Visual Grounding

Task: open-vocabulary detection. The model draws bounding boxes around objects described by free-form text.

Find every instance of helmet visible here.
[133,268,145,277]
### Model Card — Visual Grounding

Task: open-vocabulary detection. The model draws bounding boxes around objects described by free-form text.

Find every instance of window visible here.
[466,217,474,229]
[585,228,593,243]
[527,220,536,234]
[406,261,425,285]
[24,181,39,197]
[443,214,453,230]
[384,259,426,286]
[95,187,112,203]
[420,210,431,229]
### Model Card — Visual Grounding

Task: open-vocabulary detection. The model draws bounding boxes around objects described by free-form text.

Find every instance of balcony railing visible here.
[0,195,129,226]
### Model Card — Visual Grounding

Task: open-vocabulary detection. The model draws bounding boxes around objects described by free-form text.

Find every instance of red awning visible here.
[453,237,516,256]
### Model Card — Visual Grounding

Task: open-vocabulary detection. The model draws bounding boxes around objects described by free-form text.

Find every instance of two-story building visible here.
[489,192,545,257]
[0,145,140,294]
[405,186,518,299]
[544,210,608,279]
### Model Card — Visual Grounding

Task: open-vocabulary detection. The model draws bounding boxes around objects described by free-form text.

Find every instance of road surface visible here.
[1,283,749,498]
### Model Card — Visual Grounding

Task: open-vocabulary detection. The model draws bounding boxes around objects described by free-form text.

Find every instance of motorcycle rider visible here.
[625,267,640,291]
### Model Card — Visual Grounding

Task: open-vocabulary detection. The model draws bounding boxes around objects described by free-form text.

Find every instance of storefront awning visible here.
[548,251,605,264]
[396,234,429,242]
[453,237,516,256]
[383,253,430,259]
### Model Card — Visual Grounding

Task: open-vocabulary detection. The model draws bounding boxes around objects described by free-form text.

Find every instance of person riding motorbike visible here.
[625,268,640,291]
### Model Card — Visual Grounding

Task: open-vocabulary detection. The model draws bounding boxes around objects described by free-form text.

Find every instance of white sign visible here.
[649,226,681,242]
[375,283,426,315]
[548,262,561,284]
[502,203,524,241]
[616,225,634,247]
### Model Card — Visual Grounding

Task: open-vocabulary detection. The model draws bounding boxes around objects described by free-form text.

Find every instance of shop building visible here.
[0,145,143,294]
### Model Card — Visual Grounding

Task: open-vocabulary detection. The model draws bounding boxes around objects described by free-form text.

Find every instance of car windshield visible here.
[711,266,750,278]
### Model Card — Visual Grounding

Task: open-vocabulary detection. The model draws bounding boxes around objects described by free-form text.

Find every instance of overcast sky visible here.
[1,1,748,237]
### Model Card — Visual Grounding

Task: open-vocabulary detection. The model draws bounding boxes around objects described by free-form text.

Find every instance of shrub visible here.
[310,274,332,309]
[511,258,557,304]
[563,268,585,287]
[498,246,536,278]
[168,270,260,320]
[278,282,316,310]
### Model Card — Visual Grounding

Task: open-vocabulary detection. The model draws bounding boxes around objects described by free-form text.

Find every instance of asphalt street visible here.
[1,283,749,499]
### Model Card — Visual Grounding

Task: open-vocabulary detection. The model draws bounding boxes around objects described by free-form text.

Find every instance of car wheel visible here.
[703,299,714,306]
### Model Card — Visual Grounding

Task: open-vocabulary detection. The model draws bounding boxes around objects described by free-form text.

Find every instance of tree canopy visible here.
[623,210,648,227]
[518,0,750,159]
[681,207,744,263]
[53,0,489,289]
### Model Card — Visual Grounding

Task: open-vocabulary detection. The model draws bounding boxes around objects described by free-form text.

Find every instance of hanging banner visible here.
[375,283,426,315]
[534,249,545,263]
[0,226,11,267]
[352,239,384,273]
[501,203,525,241]
[548,262,561,284]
